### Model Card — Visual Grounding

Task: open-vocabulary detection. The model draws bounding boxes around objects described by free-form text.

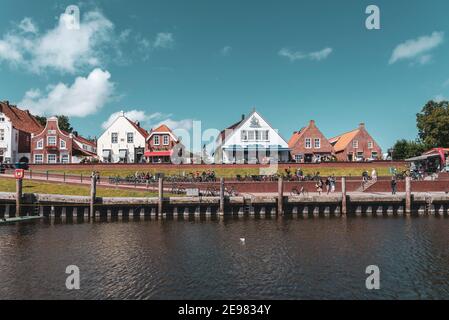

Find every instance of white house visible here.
[97,112,149,163]
[215,109,291,164]
[0,101,43,164]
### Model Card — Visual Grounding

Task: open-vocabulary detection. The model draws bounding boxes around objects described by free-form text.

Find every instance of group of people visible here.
[314,175,337,195]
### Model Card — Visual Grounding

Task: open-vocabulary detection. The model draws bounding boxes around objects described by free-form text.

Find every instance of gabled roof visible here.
[128,118,149,138]
[329,128,360,152]
[288,120,334,153]
[287,126,306,147]
[0,101,43,134]
[147,124,178,141]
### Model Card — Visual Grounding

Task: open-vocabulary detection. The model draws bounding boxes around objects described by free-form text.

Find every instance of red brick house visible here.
[31,116,97,164]
[144,124,183,163]
[288,120,334,163]
[329,123,382,161]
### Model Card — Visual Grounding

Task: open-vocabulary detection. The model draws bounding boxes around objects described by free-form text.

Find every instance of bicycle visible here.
[291,186,308,196]
[225,186,239,197]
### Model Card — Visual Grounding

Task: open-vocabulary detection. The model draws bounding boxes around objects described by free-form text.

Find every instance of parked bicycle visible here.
[290,185,308,196]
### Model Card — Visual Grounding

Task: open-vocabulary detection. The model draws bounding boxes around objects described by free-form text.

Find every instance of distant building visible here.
[97,112,149,163]
[0,101,43,163]
[215,109,290,164]
[31,116,97,164]
[329,123,382,161]
[144,124,188,163]
[288,120,334,163]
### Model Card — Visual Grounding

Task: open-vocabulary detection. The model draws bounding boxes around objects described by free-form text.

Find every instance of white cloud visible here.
[18,18,38,34]
[221,46,232,56]
[434,95,446,102]
[0,10,114,73]
[389,31,444,65]
[19,68,114,117]
[153,32,174,49]
[278,47,333,62]
[102,109,193,132]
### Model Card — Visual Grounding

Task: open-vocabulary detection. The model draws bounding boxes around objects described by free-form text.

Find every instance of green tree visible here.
[34,115,47,127]
[416,100,449,148]
[391,139,427,160]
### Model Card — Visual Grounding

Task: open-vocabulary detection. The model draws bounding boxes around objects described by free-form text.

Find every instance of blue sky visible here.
[1,0,449,152]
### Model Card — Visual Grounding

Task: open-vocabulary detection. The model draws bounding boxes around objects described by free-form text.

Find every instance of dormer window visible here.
[154,135,160,145]
[163,135,169,145]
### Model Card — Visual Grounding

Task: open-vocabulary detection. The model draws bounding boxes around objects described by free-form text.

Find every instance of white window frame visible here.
[371,151,378,159]
[353,140,359,149]
[163,135,169,146]
[47,136,57,146]
[248,130,255,141]
[262,130,269,141]
[127,132,134,144]
[111,132,118,144]
[154,135,160,145]
[34,154,43,164]
[47,154,57,164]
[60,139,66,149]
[61,154,69,164]
[305,138,312,149]
[295,154,302,162]
[314,138,321,149]
[36,139,43,149]
[241,130,248,141]
[368,141,373,149]
[0,128,4,141]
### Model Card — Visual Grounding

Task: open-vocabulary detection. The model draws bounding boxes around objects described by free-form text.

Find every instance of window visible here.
[352,140,359,149]
[154,135,160,145]
[111,133,118,144]
[262,130,269,141]
[305,138,312,149]
[48,130,56,134]
[34,154,43,164]
[0,117,4,122]
[60,139,66,149]
[368,141,373,149]
[37,139,43,149]
[314,138,321,149]
[255,130,260,141]
[61,154,69,163]
[241,130,248,141]
[163,135,169,145]
[295,154,302,163]
[0,129,4,141]
[47,154,57,163]
[248,131,255,141]
[127,132,134,144]
[47,136,56,146]
[371,151,378,159]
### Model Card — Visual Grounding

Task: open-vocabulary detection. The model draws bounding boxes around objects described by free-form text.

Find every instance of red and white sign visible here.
[14,169,24,180]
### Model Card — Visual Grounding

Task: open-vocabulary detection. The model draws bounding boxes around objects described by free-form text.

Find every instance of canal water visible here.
[1,216,449,300]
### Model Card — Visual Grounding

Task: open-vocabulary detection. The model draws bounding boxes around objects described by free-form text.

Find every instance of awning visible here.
[102,150,111,158]
[144,150,172,157]
[405,154,440,161]
[119,150,128,159]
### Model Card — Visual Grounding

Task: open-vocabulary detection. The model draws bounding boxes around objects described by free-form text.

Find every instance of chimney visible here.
[241,114,245,121]
[359,122,365,129]
[309,120,316,126]
[135,121,140,127]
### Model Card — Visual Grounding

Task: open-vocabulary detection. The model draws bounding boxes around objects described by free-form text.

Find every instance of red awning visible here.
[144,150,173,157]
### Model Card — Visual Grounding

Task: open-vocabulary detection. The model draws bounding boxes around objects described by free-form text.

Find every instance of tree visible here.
[391,139,427,160]
[416,100,449,148]
[33,115,73,133]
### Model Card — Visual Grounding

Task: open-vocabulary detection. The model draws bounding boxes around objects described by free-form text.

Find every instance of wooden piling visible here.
[219,177,225,215]
[90,173,97,218]
[158,177,163,215]
[341,177,347,216]
[405,177,411,215]
[277,177,284,215]
[16,178,22,217]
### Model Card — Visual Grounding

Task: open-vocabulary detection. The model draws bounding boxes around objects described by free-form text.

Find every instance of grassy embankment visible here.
[0,178,158,198]
[36,164,406,178]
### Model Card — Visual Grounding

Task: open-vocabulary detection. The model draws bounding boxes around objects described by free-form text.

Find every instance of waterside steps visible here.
[1,191,449,223]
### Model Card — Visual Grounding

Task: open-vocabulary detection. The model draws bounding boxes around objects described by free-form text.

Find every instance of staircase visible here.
[356,179,377,192]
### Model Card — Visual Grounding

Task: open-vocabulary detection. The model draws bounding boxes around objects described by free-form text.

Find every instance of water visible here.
[1,216,449,300]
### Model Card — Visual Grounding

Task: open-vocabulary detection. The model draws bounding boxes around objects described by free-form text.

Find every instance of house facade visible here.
[215,109,290,164]
[31,116,97,164]
[97,112,149,163]
[0,101,43,164]
[329,123,382,161]
[288,120,334,163]
[144,124,185,163]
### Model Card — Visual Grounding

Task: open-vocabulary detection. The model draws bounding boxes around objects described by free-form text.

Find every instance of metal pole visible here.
[405,177,411,215]
[90,173,97,218]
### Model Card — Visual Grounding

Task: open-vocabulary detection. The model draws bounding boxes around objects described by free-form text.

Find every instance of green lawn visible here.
[0,178,160,198]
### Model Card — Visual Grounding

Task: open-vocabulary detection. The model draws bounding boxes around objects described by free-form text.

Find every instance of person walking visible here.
[391,176,397,195]
[371,168,378,182]
[331,175,336,193]
[316,178,324,195]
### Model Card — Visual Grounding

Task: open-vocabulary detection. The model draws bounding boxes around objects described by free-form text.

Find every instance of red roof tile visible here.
[0,101,43,134]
